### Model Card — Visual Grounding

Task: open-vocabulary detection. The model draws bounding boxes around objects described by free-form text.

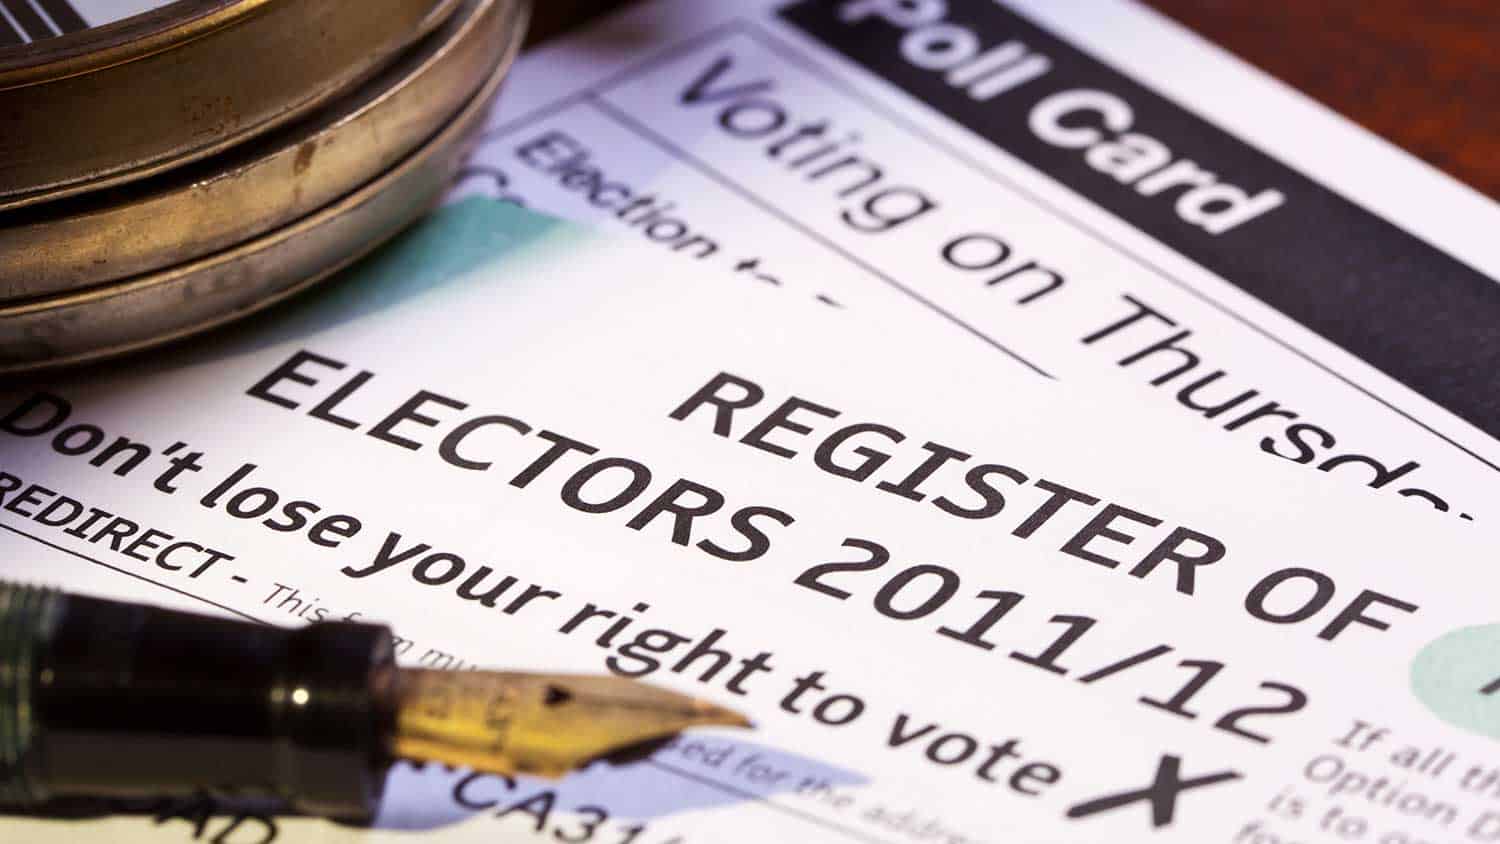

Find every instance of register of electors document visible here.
[6,0,1500,843]
[6,198,1500,844]
[456,0,1500,525]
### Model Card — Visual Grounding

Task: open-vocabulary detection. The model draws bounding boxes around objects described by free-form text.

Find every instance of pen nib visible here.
[391,669,752,778]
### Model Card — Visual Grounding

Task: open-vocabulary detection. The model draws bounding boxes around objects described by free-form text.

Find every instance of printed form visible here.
[5,200,1500,844]
[455,0,1500,524]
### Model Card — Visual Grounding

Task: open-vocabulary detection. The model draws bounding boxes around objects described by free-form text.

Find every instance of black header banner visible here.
[780,0,1500,440]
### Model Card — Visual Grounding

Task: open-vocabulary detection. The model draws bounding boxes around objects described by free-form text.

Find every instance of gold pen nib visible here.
[391,668,752,778]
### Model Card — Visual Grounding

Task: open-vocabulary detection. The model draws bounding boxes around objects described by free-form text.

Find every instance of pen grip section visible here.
[0,582,397,820]
[0,583,63,806]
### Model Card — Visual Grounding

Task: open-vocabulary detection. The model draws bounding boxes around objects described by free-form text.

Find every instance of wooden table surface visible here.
[529,1,1499,200]
[1148,0,1498,200]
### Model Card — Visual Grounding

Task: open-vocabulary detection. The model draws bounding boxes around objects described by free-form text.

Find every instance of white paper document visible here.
[457,0,1500,527]
[4,199,1500,843]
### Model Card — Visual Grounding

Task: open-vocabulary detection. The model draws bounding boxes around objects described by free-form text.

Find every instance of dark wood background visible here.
[528,1,1499,200]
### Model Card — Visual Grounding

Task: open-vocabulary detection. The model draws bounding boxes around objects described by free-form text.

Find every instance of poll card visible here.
[452,0,1500,529]
[4,199,1500,843]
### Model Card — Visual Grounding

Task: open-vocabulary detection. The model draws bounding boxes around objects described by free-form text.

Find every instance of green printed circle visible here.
[1411,624,1500,739]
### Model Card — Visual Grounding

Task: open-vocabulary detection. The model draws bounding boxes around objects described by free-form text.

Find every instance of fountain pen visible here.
[0,582,750,821]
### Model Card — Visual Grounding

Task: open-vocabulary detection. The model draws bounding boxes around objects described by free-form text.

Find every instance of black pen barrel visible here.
[0,582,397,820]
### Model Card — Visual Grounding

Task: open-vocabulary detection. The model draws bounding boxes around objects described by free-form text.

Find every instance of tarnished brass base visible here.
[0,0,462,209]
[0,50,514,373]
[0,0,523,298]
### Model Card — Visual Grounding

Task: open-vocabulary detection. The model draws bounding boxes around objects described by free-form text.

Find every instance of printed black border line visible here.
[645,759,895,844]
[3,0,53,39]
[734,19,1500,475]
[480,20,751,143]
[581,94,1052,378]
[479,22,1051,378]
[478,17,1500,475]
[0,0,31,43]
[0,520,268,623]
[36,0,86,34]
[1,520,889,841]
